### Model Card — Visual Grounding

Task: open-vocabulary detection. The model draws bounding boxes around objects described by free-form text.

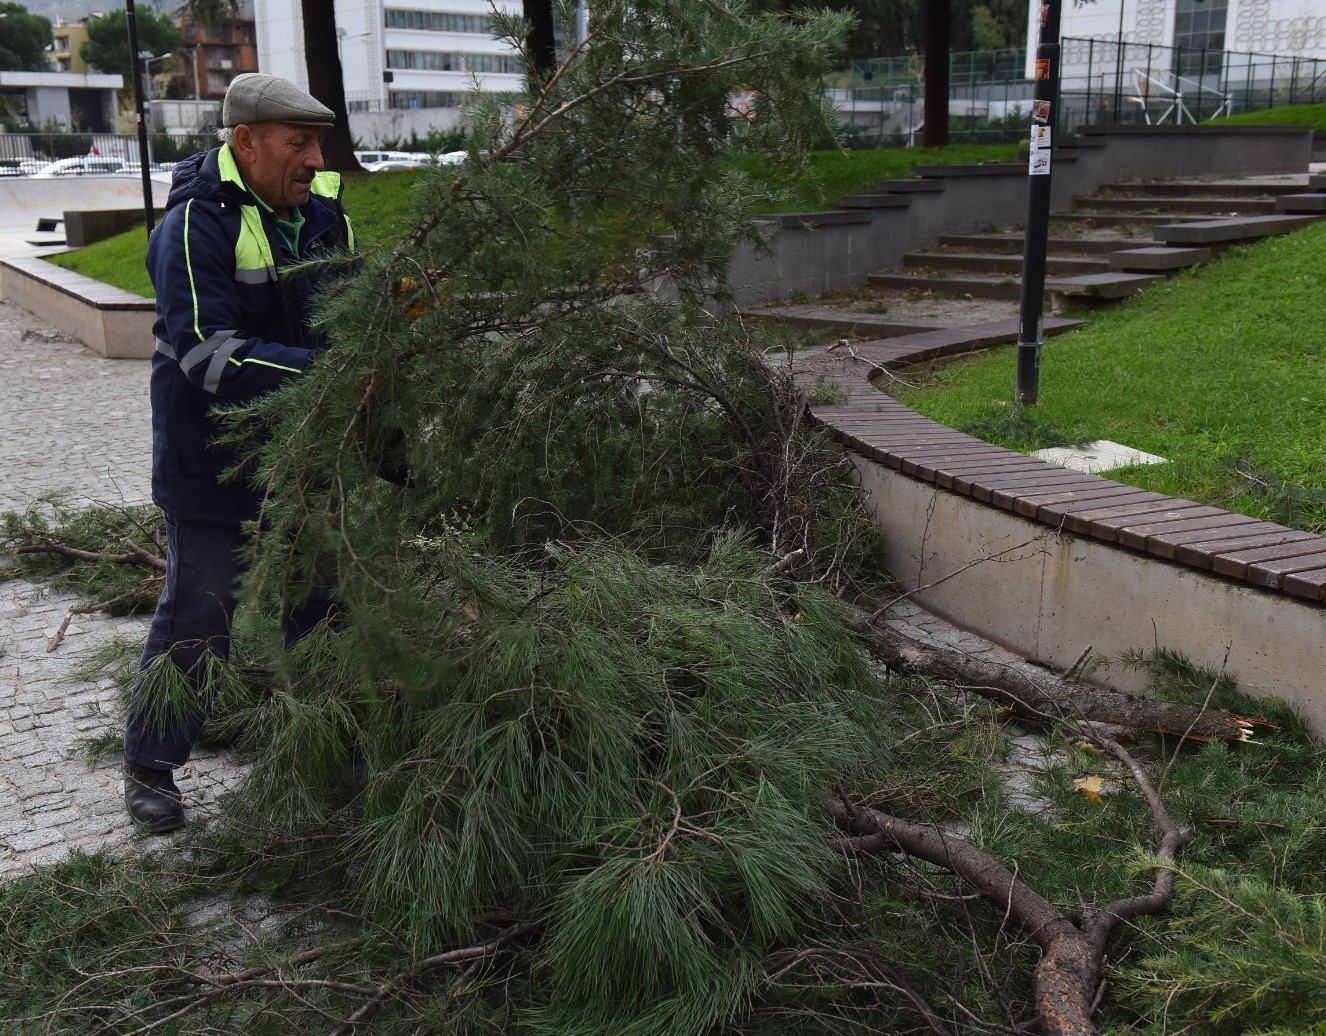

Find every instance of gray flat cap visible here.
[223,73,335,128]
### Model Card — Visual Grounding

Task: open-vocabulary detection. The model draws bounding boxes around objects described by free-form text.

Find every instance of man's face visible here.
[234,122,325,217]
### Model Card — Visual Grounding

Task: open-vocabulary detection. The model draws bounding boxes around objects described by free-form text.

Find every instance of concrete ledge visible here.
[1156,214,1318,245]
[0,255,154,360]
[1108,246,1212,271]
[792,322,1326,732]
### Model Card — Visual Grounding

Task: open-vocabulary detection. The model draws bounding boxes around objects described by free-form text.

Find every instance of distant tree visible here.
[80,5,181,83]
[0,1,52,72]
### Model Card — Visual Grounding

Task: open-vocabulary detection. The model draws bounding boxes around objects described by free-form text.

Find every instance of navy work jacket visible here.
[145,145,353,522]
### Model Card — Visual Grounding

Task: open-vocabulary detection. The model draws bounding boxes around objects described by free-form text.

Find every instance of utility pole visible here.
[1015,0,1062,405]
[123,0,155,236]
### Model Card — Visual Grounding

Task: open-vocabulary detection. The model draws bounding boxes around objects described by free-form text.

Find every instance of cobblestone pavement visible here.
[0,297,241,881]
[0,295,1057,883]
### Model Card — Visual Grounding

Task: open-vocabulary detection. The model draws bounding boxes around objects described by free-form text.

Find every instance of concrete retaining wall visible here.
[731,124,1314,306]
[855,458,1326,731]
[0,256,153,360]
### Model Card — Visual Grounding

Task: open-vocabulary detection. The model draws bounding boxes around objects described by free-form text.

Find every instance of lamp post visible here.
[124,3,155,235]
[140,51,173,103]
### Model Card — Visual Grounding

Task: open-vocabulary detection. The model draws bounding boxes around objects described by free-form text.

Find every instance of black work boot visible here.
[123,761,185,833]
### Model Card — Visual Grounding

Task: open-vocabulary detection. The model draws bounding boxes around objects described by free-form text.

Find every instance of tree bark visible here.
[299,0,363,173]
[849,607,1274,743]
[922,0,950,147]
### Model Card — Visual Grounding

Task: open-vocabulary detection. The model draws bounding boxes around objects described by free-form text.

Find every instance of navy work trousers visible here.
[123,513,335,770]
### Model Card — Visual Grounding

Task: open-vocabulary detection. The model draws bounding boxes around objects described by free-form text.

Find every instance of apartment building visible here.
[253,0,523,113]
[177,12,261,100]
[49,19,92,75]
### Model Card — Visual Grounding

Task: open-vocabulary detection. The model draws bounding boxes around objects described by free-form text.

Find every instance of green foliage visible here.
[0,1,51,72]
[1119,866,1326,1032]
[0,493,165,611]
[892,221,1326,532]
[80,5,182,81]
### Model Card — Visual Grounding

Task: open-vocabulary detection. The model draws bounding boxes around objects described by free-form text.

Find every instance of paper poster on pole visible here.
[1030,124,1051,150]
[1029,149,1051,176]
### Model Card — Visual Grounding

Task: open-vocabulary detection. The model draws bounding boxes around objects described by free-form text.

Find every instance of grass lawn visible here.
[890,221,1326,532]
[47,145,1022,298]
[1206,102,1326,132]
[45,170,427,299]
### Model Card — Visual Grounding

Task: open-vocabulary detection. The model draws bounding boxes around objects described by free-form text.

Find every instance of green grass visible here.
[45,170,424,299]
[891,222,1326,532]
[47,148,1023,297]
[1206,102,1326,133]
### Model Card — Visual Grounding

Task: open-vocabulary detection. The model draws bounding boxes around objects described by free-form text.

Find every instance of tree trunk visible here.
[922,0,950,147]
[299,0,363,173]
[524,0,557,78]
[849,607,1275,743]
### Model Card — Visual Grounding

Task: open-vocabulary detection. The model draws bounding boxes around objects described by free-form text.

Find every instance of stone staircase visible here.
[861,174,1326,310]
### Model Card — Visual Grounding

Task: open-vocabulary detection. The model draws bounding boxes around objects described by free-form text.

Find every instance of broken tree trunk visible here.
[848,606,1273,743]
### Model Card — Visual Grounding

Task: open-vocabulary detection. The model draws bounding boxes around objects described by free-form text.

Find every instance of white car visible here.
[365,159,430,172]
[32,156,125,177]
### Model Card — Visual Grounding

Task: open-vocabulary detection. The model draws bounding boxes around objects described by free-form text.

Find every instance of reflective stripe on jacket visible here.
[146,145,353,522]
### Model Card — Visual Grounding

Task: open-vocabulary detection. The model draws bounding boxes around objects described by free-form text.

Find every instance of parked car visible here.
[365,159,430,172]
[0,160,22,177]
[32,156,125,177]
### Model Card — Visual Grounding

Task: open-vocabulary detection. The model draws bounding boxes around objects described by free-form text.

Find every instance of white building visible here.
[1029,0,1326,126]
[253,0,524,141]
[1045,0,1326,62]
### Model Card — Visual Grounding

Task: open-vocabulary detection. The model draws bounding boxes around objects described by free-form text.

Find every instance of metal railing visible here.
[834,40,1326,148]
[0,132,215,168]
[1059,36,1326,132]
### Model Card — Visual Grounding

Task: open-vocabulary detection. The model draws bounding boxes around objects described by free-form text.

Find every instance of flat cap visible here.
[223,73,335,128]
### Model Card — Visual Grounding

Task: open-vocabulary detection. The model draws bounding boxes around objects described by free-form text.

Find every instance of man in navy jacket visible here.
[124,74,354,831]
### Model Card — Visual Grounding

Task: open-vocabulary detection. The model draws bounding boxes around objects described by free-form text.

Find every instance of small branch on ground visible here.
[834,733,1188,1036]
[15,538,166,572]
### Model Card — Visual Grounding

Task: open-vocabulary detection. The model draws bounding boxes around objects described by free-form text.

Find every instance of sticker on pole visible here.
[1035,58,1051,80]
[1032,99,1052,123]
[1029,149,1051,176]
[1030,125,1052,150]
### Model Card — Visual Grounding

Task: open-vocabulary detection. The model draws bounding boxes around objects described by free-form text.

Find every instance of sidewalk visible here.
[0,297,239,880]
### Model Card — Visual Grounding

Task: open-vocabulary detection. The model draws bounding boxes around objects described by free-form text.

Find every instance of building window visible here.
[384,10,495,34]
[389,89,471,109]
[1173,0,1226,77]
[385,50,522,74]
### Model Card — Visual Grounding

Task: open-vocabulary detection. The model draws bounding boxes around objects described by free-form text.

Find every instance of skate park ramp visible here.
[0,175,171,257]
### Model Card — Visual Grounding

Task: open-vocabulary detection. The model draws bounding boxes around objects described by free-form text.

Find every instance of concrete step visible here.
[1108,245,1212,272]
[1153,213,1318,246]
[1050,271,1163,300]
[868,269,1160,303]
[875,178,946,193]
[1051,212,1214,228]
[904,251,1109,276]
[1275,193,1326,213]
[867,272,1026,300]
[1310,174,1326,190]
[738,310,947,337]
[1098,180,1307,198]
[937,233,1152,255]
[1073,195,1278,215]
[838,193,913,210]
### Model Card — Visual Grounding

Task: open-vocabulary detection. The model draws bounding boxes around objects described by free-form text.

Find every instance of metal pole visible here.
[124,1,155,236]
[1114,0,1125,123]
[1015,0,1062,406]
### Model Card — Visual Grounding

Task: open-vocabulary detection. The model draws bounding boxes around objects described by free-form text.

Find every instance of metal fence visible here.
[1058,36,1326,132]
[0,132,215,167]
[835,40,1326,148]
